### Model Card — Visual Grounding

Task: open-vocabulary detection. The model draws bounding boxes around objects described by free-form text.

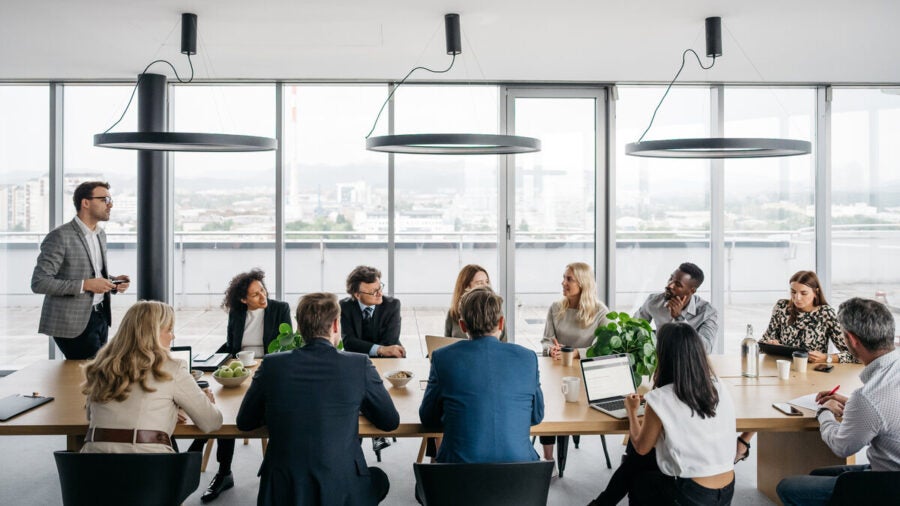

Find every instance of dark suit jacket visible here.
[340,296,402,354]
[217,299,292,356]
[31,219,111,337]
[236,339,400,506]
[419,336,544,463]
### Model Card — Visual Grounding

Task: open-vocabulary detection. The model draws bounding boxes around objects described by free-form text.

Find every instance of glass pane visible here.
[171,85,276,352]
[282,84,388,311]
[0,85,48,368]
[723,88,816,354]
[63,85,140,349]
[615,87,711,323]
[831,89,900,312]
[394,85,500,346]
[514,97,597,351]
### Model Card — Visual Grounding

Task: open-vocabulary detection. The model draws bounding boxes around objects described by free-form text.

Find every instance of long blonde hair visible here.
[555,262,602,327]
[82,301,174,403]
[449,264,491,319]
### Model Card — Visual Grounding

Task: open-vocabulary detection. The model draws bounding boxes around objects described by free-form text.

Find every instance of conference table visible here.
[0,353,863,504]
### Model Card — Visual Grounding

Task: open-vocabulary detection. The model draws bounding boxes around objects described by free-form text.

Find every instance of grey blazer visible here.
[31,219,111,338]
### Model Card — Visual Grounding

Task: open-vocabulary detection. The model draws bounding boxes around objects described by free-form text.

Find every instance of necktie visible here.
[363,306,374,321]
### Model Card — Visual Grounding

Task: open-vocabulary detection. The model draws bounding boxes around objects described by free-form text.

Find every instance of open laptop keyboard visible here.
[595,399,626,411]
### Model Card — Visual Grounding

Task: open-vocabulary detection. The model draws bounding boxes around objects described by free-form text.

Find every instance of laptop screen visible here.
[170,346,192,371]
[581,354,636,402]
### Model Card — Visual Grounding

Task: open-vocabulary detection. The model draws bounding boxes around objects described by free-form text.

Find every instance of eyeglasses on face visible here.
[88,196,113,205]
[357,282,385,296]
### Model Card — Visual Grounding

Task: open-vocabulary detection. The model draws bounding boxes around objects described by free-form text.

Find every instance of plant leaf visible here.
[279,323,292,335]
[609,335,622,349]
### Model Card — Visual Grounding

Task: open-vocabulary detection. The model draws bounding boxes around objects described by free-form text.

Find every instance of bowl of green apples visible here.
[212,361,252,388]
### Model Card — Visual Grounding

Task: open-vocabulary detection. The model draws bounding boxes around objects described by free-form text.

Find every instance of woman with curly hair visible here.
[197,268,292,502]
[81,300,222,454]
[540,262,610,464]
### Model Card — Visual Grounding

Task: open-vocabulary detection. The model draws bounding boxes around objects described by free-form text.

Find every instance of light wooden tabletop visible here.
[0,353,863,438]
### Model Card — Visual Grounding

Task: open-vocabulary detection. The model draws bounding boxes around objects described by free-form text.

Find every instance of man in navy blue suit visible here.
[419,287,544,463]
[237,292,399,506]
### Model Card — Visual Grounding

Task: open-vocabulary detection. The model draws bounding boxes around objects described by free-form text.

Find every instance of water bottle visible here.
[741,324,759,378]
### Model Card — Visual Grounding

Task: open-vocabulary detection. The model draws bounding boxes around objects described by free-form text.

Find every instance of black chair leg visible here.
[375,447,382,462]
[556,435,570,478]
[600,435,611,469]
[573,435,580,449]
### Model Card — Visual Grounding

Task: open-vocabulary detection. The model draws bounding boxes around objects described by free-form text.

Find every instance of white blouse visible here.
[242,307,266,356]
[644,379,736,478]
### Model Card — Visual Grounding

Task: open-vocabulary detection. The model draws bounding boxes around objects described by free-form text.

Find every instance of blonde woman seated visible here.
[540,262,610,463]
[445,264,506,342]
[81,300,222,453]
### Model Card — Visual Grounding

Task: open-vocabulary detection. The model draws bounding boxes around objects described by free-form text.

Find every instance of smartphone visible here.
[111,279,126,285]
[194,352,214,362]
[814,364,834,373]
[773,403,803,416]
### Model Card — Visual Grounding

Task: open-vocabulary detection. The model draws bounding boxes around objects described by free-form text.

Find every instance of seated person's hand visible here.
[624,393,642,414]
[815,390,848,405]
[819,399,844,417]
[807,351,831,363]
[379,345,406,358]
[762,339,780,344]
[548,338,561,359]
[177,409,188,424]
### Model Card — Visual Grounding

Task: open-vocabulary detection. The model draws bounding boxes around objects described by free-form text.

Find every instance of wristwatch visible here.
[826,354,834,364]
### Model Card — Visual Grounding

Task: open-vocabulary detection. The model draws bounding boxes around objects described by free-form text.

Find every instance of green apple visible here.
[218,368,234,378]
[229,361,244,371]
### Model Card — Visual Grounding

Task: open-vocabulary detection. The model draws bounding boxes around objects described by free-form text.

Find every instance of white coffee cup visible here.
[776,359,791,380]
[561,376,581,403]
[237,350,255,366]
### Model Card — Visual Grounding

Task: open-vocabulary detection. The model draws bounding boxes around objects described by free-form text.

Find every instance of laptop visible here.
[580,354,645,419]
[424,335,465,359]
[169,345,192,371]
[191,352,230,371]
[758,341,805,358]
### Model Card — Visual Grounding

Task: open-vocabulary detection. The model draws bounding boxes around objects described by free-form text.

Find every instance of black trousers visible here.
[187,438,236,474]
[54,309,108,360]
[591,441,659,505]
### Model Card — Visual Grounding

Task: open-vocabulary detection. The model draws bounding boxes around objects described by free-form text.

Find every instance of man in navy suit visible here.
[420,287,544,463]
[237,292,400,505]
[340,265,406,358]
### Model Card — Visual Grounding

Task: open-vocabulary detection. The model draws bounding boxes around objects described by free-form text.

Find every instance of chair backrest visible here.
[414,461,554,506]
[54,450,201,506]
[828,470,900,506]
[424,335,465,359]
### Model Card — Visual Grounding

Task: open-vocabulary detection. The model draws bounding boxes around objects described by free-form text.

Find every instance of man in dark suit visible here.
[420,287,544,463]
[31,181,130,359]
[340,265,405,358]
[237,292,399,506]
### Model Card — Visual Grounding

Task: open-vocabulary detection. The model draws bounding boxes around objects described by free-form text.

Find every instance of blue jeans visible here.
[776,464,870,506]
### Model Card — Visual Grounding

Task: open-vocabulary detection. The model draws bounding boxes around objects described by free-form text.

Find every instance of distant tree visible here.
[202,219,233,231]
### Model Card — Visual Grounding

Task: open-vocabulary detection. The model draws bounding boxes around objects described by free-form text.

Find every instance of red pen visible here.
[826,385,840,397]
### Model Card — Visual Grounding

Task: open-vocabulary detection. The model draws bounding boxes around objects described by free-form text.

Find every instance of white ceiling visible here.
[1,0,899,84]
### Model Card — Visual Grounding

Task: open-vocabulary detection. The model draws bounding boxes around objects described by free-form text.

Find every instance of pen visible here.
[825,384,840,398]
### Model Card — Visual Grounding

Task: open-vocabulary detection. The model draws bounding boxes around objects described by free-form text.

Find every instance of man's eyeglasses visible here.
[88,196,113,205]
[357,283,385,296]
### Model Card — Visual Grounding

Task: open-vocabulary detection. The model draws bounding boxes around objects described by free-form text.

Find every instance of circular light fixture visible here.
[366,133,541,155]
[93,132,277,152]
[625,138,811,159]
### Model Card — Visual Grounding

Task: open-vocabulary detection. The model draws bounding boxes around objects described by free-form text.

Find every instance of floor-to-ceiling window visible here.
[831,89,900,310]
[0,85,49,368]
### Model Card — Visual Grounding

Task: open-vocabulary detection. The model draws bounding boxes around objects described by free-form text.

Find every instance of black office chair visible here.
[827,470,900,506]
[53,450,202,506]
[414,461,554,506]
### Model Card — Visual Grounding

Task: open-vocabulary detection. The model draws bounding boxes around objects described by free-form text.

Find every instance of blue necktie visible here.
[363,306,374,321]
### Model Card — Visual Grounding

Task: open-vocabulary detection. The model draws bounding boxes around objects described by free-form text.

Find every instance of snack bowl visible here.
[384,370,414,388]
[212,364,252,388]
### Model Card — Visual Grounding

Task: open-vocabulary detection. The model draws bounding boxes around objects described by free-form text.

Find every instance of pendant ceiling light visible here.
[93,13,277,152]
[365,14,540,155]
[625,17,810,159]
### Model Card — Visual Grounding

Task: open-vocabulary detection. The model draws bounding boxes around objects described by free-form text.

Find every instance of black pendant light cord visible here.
[365,54,456,139]
[637,49,716,143]
[102,55,194,134]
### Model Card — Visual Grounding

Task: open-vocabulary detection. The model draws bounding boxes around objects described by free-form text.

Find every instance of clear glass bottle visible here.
[741,324,759,378]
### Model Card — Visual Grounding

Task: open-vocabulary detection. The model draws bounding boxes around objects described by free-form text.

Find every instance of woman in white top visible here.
[623,322,736,505]
[540,262,610,462]
[81,301,222,454]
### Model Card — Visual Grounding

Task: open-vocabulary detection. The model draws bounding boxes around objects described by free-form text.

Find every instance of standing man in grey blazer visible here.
[31,181,130,359]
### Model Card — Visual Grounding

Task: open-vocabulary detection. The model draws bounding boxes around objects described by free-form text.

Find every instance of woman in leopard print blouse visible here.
[759,270,854,364]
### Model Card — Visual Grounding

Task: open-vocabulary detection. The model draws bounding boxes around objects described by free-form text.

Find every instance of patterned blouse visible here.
[759,299,855,363]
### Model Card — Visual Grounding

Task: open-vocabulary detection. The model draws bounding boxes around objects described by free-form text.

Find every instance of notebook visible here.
[580,354,644,419]
[424,335,465,359]
[0,394,55,422]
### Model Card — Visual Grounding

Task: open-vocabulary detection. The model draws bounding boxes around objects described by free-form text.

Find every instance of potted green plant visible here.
[266,323,343,354]
[586,311,657,385]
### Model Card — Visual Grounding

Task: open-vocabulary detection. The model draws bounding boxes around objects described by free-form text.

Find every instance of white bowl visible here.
[212,369,252,388]
[384,370,414,388]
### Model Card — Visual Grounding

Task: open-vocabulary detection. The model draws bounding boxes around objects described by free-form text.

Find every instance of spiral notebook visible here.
[0,393,55,421]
